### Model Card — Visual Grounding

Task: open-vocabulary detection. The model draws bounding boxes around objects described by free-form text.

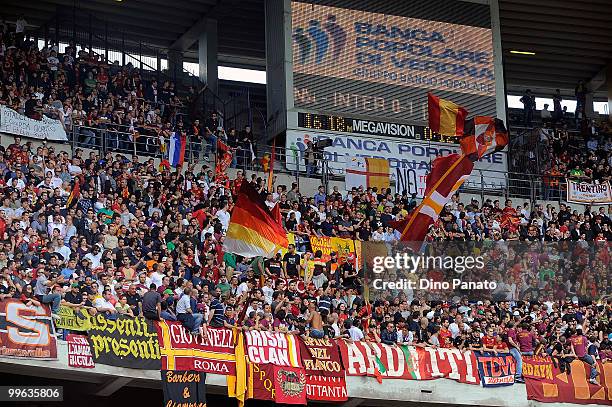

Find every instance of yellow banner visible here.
[56,305,92,331]
[309,236,356,260]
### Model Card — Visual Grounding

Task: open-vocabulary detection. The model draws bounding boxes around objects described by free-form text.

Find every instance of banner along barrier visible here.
[156,321,236,375]
[87,314,160,369]
[0,299,57,360]
[0,105,68,141]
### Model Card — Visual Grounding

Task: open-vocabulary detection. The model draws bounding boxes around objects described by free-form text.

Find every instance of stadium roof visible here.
[2,0,611,98]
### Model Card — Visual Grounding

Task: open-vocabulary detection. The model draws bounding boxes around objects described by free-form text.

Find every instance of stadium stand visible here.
[0,4,610,406]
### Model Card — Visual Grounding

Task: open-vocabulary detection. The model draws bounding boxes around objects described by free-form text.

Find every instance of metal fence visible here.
[67,125,575,204]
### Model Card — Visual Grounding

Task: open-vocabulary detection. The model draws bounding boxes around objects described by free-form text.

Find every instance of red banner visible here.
[67,334,94,368]
[298,336,344,377]
[306,375,348,402]
[0,299,57,359]
[274,365,307,405]
[338,341,479,384]
[156,321,236,375]
[244,331,301,367]
[245,363,307,404]
[523,356,612,405]
[248,362,275,401]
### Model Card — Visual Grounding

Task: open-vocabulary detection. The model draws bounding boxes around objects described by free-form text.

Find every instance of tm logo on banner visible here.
[293,16,347,64]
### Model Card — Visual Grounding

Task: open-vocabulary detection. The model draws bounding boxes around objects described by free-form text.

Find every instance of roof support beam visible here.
[170,1,220,52]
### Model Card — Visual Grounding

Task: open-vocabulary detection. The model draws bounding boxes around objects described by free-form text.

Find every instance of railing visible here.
[64,126,585,205]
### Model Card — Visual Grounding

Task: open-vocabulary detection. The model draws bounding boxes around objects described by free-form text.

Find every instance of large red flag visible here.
[397,154,474,242]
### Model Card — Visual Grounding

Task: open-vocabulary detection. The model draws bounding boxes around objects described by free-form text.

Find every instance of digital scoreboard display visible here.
[297,112,459,143]
[291,0,497,123]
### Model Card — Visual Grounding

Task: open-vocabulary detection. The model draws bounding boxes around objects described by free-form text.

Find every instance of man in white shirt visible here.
[83,245,103,269]
[94,290,117,315]
[347,320,364,341]
[236,278,253,297]
[216,203,230,232]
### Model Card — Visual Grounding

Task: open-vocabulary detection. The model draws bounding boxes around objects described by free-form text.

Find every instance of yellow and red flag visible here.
[428,93,469,136]
[460,116,509,161]
[66,178,81,208]
[392,154,473,242]
[345,157,390,191]
[223,182,288,258]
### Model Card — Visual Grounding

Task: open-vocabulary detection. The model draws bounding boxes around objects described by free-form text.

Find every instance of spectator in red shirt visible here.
[570,329,599,385]
[439,318,453,348]
[517,323,537,356]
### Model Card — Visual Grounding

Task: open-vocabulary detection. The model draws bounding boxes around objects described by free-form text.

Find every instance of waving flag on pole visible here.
[168,132,187,168]
[223,182,289,258]
[461,117,509,161]
[345,157,390,190]
[66,178,81,208]
[428,93,469,137]
[394,154,473,242]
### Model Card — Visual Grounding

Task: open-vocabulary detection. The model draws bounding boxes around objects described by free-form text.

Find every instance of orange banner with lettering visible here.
[523,356,611,405]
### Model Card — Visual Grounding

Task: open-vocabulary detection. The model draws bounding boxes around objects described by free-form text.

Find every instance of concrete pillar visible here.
[198,18,218,94]
[167,49,184,84]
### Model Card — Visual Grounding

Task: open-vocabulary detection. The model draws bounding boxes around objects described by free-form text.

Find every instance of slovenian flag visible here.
[168,132,186,168]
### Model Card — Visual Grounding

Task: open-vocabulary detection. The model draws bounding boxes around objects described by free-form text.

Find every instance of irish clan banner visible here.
[87,315,160,369]
[0,299,57,359]
[67,334,94,368]
[243,331,301,367]
[338,341,479,384]
[523,356,611,405]
[56,305,92,332]
[475,352,515,387]
[156,321,236,375]
[161,371,207,407]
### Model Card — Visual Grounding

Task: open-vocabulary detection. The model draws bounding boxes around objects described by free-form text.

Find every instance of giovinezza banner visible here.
[0,105,68,141]
[362,240,609,302]
[87,315,160,369]
[566,180,612,204]
[0,299,57,359]
[156,321,236,375]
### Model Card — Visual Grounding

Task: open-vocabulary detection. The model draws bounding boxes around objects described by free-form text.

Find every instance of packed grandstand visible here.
[0,7,610,407]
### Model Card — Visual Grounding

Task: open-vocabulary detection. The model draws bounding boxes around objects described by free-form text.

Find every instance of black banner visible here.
[161,370,207,407]
[87,315,161,370]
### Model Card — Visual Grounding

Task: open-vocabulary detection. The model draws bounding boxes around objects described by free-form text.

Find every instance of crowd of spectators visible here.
[0,18,608,387]
[512,87,611,187]
[0,132,609,384]
[0,18,261,168]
